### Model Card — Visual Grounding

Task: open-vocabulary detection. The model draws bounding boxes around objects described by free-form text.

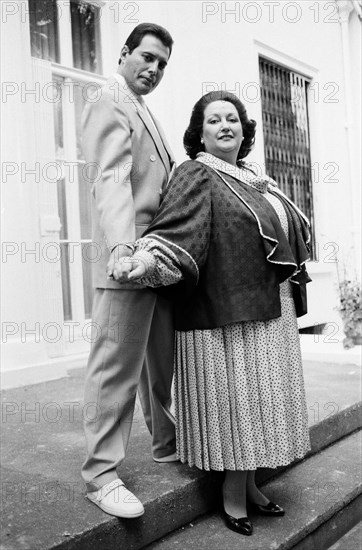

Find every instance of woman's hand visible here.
[107,255,149,282]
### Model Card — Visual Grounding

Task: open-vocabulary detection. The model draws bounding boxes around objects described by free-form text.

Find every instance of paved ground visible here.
[329,520,362,550]
[0,359,361,549]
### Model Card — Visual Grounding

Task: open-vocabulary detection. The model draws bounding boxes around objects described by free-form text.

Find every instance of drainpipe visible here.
[335,0,361,276]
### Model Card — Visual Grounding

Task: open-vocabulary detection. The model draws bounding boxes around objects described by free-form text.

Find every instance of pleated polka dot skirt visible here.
[174,192,311,471]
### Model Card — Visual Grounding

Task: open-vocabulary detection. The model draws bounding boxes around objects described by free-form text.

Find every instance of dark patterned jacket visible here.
[143,160,311,331]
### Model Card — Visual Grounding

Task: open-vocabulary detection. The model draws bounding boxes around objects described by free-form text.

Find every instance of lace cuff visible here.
[134,237,183,287]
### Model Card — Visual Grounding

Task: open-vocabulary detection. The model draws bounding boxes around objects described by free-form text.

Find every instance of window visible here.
[29,0,104,327]
[71,0,102,73]
[29,0,60,63]
[54,78,93,322]
[259,57,315,254]
[29,0,102,71]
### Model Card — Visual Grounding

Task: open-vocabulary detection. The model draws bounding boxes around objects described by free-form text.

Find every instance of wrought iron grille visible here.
[259,57,315,256]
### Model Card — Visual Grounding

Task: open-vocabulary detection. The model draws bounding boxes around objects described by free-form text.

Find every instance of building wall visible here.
[1,0,361,380]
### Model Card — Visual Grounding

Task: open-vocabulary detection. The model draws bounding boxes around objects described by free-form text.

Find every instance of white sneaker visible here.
[87,479,144,518]
[153,452,178,463]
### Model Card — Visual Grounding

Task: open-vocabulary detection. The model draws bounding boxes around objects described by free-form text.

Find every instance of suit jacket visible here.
[81,75,175,289]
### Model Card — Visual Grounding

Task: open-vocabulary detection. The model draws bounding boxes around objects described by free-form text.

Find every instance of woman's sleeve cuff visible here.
[132,249,157,277]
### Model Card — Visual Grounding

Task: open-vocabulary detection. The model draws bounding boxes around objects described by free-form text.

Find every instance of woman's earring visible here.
[200,137,204,144]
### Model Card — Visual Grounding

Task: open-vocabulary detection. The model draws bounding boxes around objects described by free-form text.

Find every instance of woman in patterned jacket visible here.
[108,91,312,536]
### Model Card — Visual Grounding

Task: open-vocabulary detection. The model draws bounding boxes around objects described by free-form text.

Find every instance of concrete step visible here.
[327,520,362,550]
[0,360,361,550]
[144,430,362,550]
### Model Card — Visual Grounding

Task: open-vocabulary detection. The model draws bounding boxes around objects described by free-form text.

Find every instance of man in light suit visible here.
[81,23,176,518]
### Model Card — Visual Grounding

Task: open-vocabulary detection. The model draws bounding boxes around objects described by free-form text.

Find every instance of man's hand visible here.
[106,245,132,281]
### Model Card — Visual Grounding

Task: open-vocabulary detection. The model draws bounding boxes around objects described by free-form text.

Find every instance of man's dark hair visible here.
[184,91,257,163]
[118,23,174,64]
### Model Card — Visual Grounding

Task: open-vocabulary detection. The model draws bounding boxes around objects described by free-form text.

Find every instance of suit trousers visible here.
[82,287,176,492]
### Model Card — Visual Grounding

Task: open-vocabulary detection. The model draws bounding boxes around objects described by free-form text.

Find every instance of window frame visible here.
[258,56,316,256]
[29,0,106,349]
[52,65,106,338]
[254,40,321,262]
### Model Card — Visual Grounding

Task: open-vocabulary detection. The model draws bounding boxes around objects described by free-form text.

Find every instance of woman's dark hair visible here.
[183,91,257,163]
[118,23,174,64]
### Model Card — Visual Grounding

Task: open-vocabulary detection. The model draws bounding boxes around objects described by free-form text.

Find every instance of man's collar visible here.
[112,73,146,109]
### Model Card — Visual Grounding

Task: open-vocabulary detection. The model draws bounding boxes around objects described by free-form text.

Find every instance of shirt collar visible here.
[112,73,146,110]
[196,152,276,194]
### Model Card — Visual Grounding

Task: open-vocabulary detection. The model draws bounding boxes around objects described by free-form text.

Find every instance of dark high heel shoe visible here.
[223,512,253,535]
[249,501,285,516]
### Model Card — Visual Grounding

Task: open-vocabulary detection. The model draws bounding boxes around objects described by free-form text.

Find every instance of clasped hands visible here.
[106,245,148,283]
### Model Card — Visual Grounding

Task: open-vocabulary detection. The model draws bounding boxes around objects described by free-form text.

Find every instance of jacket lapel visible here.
[149,111,175,164]
[108,76,174,180]
[137,108,172,179]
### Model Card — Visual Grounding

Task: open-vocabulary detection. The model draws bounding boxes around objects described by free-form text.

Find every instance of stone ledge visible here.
[144,431,362,550]
[0,360,361,550]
